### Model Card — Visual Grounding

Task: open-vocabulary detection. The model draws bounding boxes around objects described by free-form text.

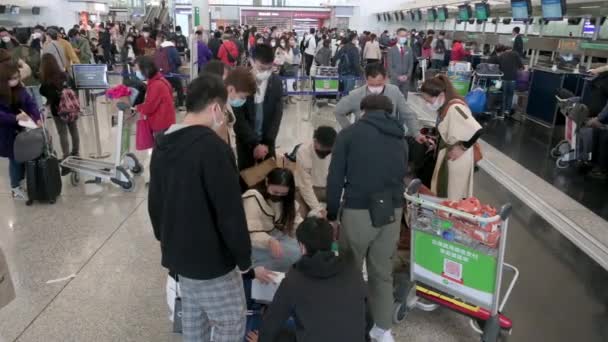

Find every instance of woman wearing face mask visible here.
[242,168,302,272]
[0,63,41,199]
[420,75,483,200]
[134,56,176,142]
[273,38,290,72]
[120,34,139,63]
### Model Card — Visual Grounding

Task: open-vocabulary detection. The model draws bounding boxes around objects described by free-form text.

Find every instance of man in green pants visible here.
[327,94,407,342]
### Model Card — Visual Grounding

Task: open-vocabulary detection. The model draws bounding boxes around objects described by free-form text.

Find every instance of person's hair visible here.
[494,44,507,53]
[423,36,433,49]
[224,67,256,95]
[40,53,66,88]
[439,31,446,36]
[135,55,158,79]
[370,33,377,41]
[252,44,274,64]
[313,126,337,148]
[365,62,387,79]
[201,60,227,78]
[214,31,221,39]
[428,30,435,35]
[348,32,357,41]
[79,29,87,36]
[68,28,79,38]
[296,217,334,255]
[397,27,408,34]
[15,31,29,45]
[420,74,464,105]
[175,25,182,32]
[0,61,22,107]
[46,28,59,40]
[251,27,257,34]
[265,168,297,234]
[360,94,393,113]
[186,72,227,114]
[98,23,105,29]
[513,27,521,34]
[309,28,316,34]
[322,39,330,48]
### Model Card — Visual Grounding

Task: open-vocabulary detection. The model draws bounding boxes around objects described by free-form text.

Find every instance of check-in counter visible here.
[526,66,566,127]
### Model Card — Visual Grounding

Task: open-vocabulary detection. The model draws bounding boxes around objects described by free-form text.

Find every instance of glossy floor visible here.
[0,98,607,342]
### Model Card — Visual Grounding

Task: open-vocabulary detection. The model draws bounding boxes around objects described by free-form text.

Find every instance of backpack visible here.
[154,48,171,73]
[434,39,446,54]
[58,86,81,123]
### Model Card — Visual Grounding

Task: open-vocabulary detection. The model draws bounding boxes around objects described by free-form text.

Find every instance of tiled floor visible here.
[0,94,607,342]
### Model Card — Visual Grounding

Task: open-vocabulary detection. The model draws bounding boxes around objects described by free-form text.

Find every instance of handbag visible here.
[136,115,154,150]
[369,190,396,228]
[14,128,45,163]
[240,158,277,188]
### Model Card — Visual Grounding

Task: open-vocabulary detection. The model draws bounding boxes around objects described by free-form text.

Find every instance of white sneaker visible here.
[11,186,28,201]
[369,325,395,342]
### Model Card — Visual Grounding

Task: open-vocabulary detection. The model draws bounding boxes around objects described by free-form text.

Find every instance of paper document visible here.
[251,272,285,303]
[18,119,38,129]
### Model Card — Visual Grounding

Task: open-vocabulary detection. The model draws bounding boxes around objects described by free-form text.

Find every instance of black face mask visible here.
[315,149,331,159]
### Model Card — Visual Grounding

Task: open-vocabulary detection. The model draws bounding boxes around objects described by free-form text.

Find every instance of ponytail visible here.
[420,74,463,103]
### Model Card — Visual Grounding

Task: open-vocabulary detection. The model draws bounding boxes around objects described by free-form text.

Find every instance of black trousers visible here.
[166,76,185,107]
[592,127,608,171]
[304,54,314,76]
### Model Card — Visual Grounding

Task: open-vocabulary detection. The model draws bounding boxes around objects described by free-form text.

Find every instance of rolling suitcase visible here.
[25,155,62,205]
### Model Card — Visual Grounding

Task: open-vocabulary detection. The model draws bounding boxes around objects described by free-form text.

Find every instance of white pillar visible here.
[192,0,209,31]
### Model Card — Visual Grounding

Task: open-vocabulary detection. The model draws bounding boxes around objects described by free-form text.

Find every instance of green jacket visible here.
[72,38,92,64]
[12,45,40,86]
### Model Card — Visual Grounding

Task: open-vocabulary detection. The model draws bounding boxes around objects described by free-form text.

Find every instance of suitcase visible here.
[25,155,62,205]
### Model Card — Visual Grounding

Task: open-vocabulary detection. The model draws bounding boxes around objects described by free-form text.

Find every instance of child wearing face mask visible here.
[0,64,41,200]
[420,74,483,200]
[242,168,302,273]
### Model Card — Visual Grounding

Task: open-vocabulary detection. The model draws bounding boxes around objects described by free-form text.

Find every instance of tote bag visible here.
[136,115,154,150]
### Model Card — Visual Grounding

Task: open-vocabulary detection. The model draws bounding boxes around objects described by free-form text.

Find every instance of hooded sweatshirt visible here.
[148,125,252,280]
[258,251,367,342]
[326,110,406,221]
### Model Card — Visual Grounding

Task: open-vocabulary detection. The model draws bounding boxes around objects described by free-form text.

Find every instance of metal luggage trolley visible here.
[394,180,519,342]
[472,69,504,117]
[551,94,592,168]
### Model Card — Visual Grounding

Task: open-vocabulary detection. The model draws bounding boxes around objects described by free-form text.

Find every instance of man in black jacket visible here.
[512,26,524,58]
[327,94,406,342]
[208,31,222,59]
[148,74,252,342]
[255,218,367,342]
[98,23,113,70]
[233,44,284,171]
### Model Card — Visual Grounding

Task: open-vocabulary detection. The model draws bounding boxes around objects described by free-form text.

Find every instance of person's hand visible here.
[447,144,466,161]
[246,331,259,342]
[253,144,269,160]
[589,68,600,76]
[254,266,278,284]
[268,238,284,259]
[414,134,427,144]
[36,120,43,128]
[74,48,80,53]
[16,111,30,122]
[398,75,408,82]
[317,208,327,218]
[588,117,604,128]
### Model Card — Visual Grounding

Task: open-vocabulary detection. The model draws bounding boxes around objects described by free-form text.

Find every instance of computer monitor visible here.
[541,0,566,21]
[475,3,490,21]
[32,7,40,15]
[458,5,472,21]
[511,0,532,21]
[437,7,448,22]
[427,8,437,22]
[583,19,595,36]
[72,64,109,89]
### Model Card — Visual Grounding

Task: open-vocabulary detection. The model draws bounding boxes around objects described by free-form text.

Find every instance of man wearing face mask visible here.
[233,44,284,172]
[334,32,363,95]
[335,63,423,145]
[293,126,337,218]
[388,28,414,100]
[68,29,92,64]
[148,74,252,342]
[0,28,18,50]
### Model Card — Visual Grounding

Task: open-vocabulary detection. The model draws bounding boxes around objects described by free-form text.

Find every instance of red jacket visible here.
[217,40,239,66]
[136,73,176,132]
[451,42,470,62]
[136,37,156,56]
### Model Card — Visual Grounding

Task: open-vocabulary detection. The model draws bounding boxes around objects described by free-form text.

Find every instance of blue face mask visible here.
[229,97,246,108]
[135,70,146,81]
[399,37,407,45]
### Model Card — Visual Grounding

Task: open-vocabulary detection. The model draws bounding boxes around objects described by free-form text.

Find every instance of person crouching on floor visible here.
[246,217,367,342]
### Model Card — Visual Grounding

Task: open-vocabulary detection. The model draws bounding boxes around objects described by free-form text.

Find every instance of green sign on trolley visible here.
[413,230,497,308]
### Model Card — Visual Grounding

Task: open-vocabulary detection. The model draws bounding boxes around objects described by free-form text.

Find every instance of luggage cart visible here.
[394,180,519,342]
[551,94,592,169]
[61,102,143,191]
[472,71,504,118]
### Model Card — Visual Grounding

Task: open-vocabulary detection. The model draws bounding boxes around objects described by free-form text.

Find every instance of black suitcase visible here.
[25,155,62,205]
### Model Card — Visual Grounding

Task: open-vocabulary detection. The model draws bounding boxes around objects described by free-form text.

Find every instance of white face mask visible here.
[280,42,286,48]
[8,79,20,87]
[1,36,11,43]
[426,95,445,111]
[368,86,384,94]
[255,70,272,81]
[32,32,42,39]
[270,41,276,47]
[143,32,150,38]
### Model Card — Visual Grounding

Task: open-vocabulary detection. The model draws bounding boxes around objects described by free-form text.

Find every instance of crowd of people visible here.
[1,17,607,342]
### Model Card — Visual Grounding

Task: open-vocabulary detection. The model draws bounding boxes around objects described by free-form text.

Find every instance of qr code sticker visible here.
[444,258,463,282]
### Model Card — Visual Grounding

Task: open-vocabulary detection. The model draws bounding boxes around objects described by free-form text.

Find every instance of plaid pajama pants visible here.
[179,270,247,342]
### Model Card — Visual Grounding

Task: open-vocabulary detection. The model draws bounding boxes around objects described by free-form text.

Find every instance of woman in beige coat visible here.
[243,168,302,273]
[363,34,382,65]
[420,75,483,200]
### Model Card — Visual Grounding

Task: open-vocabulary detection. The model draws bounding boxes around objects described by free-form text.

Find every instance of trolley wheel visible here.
[556,157,569,169]
[48,199,56,204]
[550,147,561,159]
[70,172,80,186]
[124,153,143,175]
[26,200,33,206]
[112,167,136,192]
[551,141,570,159]
[121,180,135,192]
[392,301,410,324]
